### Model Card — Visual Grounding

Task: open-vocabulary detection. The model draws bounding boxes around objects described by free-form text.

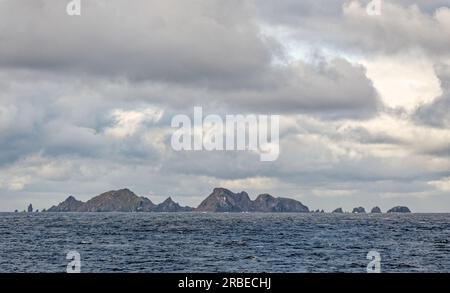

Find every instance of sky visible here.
[0,0,449,212]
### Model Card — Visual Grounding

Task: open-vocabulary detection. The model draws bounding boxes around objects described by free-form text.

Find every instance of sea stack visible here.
[352,207,366,214]
[370,207,382,213]
[387,206,411,213]
[332,208,344,213]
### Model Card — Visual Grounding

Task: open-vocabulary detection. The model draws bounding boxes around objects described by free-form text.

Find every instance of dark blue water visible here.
[0,213,449,272]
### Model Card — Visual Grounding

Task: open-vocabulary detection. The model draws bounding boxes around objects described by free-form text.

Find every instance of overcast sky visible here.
[0,0,449,212]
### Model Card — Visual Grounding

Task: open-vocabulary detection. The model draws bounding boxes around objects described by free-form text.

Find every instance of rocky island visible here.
[352,207,366,214]
[44,187,309,213]
[332,208,344,213]
[371,207,382,213]
[387,206,411,213]
[196,188,309,213]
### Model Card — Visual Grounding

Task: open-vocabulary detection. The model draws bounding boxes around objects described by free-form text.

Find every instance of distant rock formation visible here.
[153,197,193,212]
[387,206,411,213]
[46,189,156,212]
[195,188,309,213]
[14,209,18,213]
[332,208,344,213]
[77,189,155,212]
[370,207,382,213]
[47,196,84,212]
[352,207,366,214]
[251,193,309,213]
[196,188,253,212]
[27,204,33,213]
[43,187,413,214]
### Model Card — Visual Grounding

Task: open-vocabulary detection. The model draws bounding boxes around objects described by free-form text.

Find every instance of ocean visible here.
[0,212,449,272]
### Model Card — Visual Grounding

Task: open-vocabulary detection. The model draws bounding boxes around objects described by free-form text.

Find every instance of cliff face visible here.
[196,188,309,213]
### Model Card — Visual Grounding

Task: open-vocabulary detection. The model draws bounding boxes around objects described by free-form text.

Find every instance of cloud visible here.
[0,0,271,85]
[415,63,450,128]
[104,107,164,139]
[256,0,450,58]
[222,58,381,117]
[428,177,450,191]
[360,52,442,111]
[0,0,381,118]
[0,0,449,212]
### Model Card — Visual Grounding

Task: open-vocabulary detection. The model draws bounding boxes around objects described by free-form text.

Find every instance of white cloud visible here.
[429,177,450,191]
[104,107,163,138]
[218,177,278,191]
[361,53,442,111]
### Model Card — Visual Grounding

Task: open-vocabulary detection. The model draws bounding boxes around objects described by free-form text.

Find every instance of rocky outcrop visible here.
[352,207,366,214]
[332,208,344,213]
[153,197,194,212]
[47,196,85,212]
[371,206,382,213]
[251,194,309,213]
[47,189,155,212]
[387,206,411,213]
[27,204,33,213]
[196,188,309,213]
[77,189,155,212]
[196,188,253,212]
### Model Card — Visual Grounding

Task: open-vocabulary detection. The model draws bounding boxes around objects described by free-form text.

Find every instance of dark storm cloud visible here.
[221,58,381,117]
[0,0,271,85]
[0,0,380,116]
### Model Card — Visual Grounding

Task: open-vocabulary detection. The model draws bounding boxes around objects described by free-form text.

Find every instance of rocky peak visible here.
[196,188,252,212]
[77,189,155,212]
[47,196,84,212]
[154,197,193,212]
[254,193,275,201]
